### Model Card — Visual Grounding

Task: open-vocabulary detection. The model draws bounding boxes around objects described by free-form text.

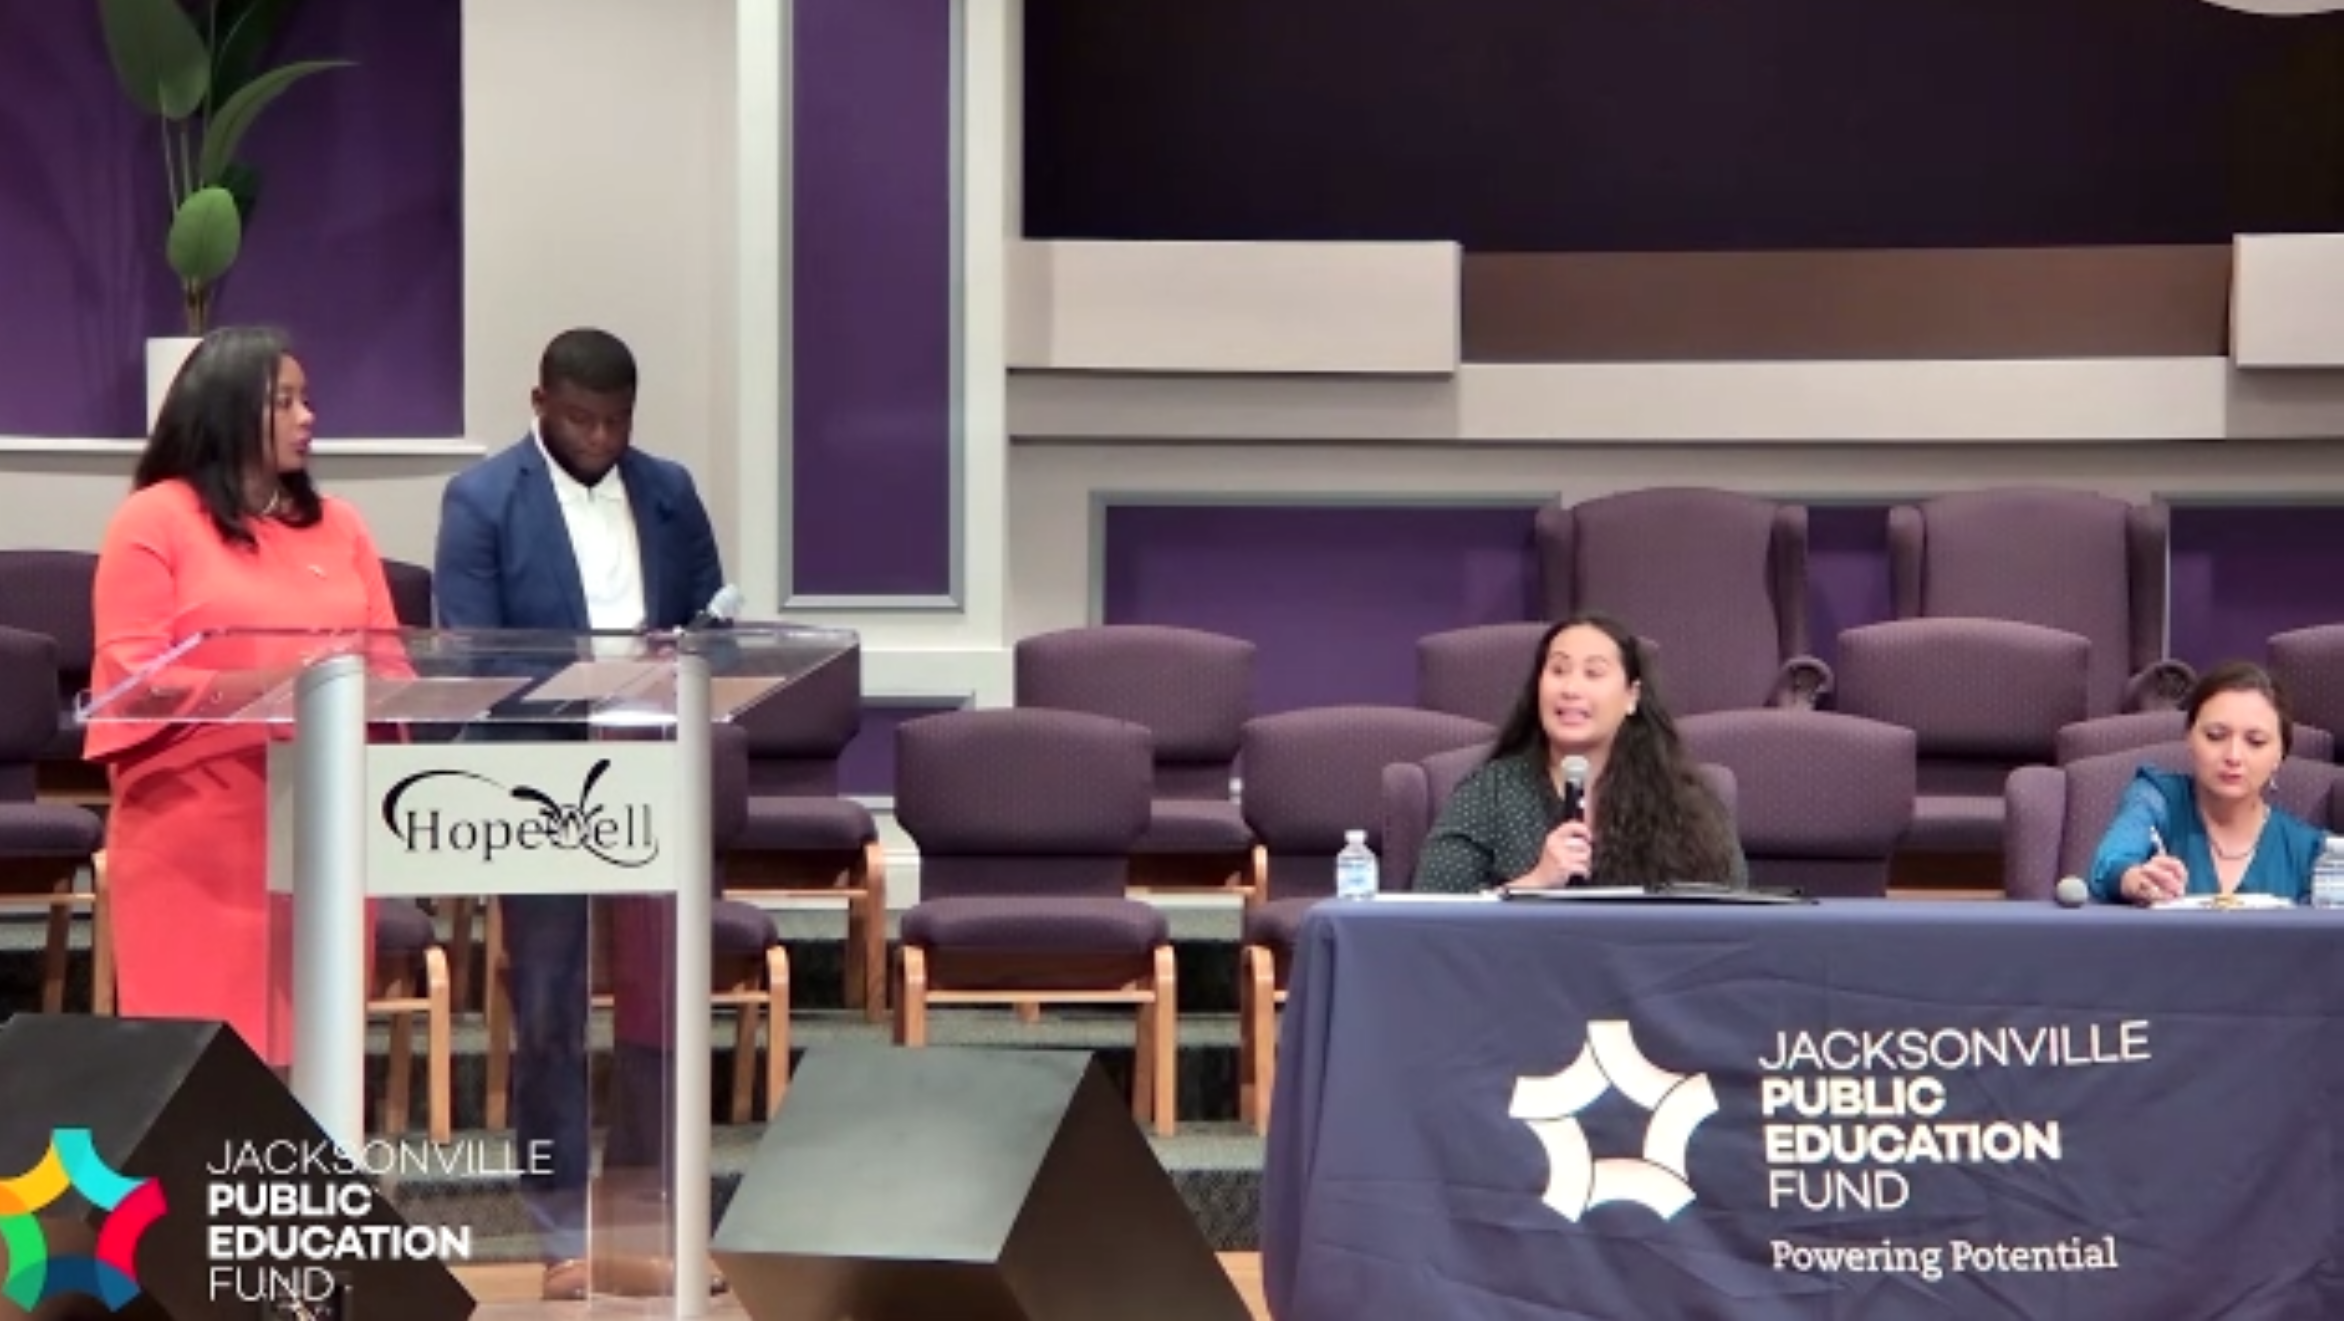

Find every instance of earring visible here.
[2266,771,2279,797]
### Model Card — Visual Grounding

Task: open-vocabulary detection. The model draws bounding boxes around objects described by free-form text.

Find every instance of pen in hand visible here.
[2140,825,2175,903]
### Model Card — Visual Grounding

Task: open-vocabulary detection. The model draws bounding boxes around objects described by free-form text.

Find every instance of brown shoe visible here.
[541,1259,588,1302]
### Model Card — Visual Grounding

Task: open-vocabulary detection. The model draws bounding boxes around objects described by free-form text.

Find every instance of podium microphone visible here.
[2053,876,2089,909]
[688,584,744,630]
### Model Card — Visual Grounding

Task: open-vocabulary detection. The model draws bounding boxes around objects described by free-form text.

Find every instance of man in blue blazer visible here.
[433,328,726,1302]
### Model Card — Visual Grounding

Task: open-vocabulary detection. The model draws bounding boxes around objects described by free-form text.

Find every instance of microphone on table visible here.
[687,584,744,630]
[2053,876,2089,909]
[1559,755,1591,884]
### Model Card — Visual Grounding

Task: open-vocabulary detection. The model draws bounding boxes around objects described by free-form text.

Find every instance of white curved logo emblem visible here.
[2194,1,2344,13]
[1509,1020,1718,1222]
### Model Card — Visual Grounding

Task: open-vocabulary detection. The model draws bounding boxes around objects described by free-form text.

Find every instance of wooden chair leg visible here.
[1244,944,1277,1136]
[443,896,478,1014]
[424,947,453,1144]
[39,883,70,1014]
[381,969,415,1137]
[1132,993,1156,1127]
[1015,1001,1042,1024]
[729,996,761,1125]
[1150,945,1178,1138]
[483,901,511,1131]
[856,844,890,1020]
[765,947,791,1117]
[91,854,114,1016]
[895,946,928,1047]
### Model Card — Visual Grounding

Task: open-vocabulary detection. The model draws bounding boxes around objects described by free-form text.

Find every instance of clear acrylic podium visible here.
[79,622,859,1317]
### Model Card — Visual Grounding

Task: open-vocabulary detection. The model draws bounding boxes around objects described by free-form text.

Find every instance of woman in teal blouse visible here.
[2088,661,2326,905]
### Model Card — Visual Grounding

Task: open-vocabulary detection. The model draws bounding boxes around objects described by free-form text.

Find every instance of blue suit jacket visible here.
[433,435,724,633]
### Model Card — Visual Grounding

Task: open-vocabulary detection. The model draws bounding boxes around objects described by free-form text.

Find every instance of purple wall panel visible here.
[0,0,462,438]
[790,0,956,597]
[839,703,964,798]
[1098,504,1541,712]
[2169,505,2344,668]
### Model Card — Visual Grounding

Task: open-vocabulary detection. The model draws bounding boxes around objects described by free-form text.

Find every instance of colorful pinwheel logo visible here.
[0,1129,165,1312]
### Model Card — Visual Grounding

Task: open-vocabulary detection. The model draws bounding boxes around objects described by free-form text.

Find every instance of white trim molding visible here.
[1011,358,2344,444]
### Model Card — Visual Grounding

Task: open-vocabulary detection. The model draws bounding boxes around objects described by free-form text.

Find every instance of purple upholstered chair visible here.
[2003,739,2344,901]
[1676,711,1915,897]
[2268,626,2344,760]
[0,550,99,779]
[892,707,1177,1135]
[723,644,885,1020]
[0,626,106,1013]
[1014,625,1257,899]
[1379,743,1740,893]
[380,558,436,629]
[2054,710,2334,766]
[1535,488,1830,714]
[1234,705,1494,1131]
[1834,487,2194,855]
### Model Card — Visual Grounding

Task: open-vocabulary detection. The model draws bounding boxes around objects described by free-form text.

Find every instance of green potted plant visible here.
[96,0,352,420]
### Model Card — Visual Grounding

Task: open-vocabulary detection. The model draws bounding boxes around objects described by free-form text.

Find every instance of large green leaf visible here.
[208,0,300,109]
[97,0,212,119]
[166,186,244,285]
[197,58,352,185]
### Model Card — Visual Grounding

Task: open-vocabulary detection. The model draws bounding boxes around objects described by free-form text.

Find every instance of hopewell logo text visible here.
[380,757,659,867]
[0,1128,165,1313]
[1509,1020,1719,1222]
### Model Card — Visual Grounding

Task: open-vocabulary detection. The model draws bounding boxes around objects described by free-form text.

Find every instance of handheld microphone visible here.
[1559,755,1591,884]
[1558,755,1590,824]
[687,584,744,630]
[2053,876,2089,909]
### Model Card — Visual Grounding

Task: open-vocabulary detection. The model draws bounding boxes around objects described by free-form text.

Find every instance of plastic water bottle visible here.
[2312,837,2344,909]
[1335,830,1380,901]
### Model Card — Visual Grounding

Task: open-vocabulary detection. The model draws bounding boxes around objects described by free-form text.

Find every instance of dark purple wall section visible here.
[839,702,964,798]
[1092,501,2344,716]
[790,0,956,598]
[1098,503,1541,712]
[0,0,462,438]
[2169,505,2344,668]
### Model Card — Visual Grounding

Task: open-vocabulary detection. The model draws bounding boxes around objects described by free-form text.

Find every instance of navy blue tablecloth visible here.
[1261,898,2344,1320]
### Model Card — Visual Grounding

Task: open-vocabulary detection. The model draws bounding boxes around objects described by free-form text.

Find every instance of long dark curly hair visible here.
[1489,613,1742,885]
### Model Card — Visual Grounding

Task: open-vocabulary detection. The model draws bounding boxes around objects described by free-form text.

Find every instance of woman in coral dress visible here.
[85,326,395,1068]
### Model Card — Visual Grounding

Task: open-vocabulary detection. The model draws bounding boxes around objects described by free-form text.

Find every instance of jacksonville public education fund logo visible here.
[0,1128,165,1313]
[1508,1018,2153,1285]
[1508,1019,1718,1221]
